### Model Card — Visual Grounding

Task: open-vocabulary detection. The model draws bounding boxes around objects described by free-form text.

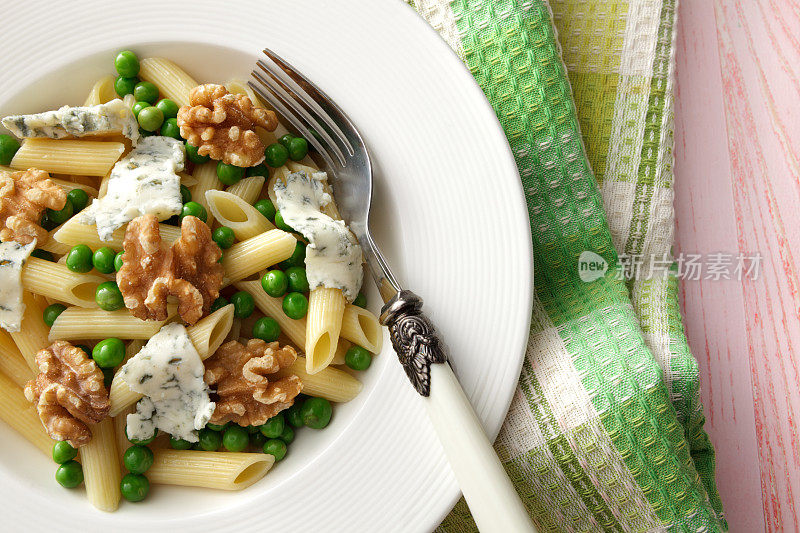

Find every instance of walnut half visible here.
[23,341,109,447]
[177,84,278,168]
[0,168,66,244]
[204,339,303,426]
[117,214,224,324]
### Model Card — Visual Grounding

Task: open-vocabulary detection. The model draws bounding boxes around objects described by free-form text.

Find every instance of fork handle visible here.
[381,291,536,533]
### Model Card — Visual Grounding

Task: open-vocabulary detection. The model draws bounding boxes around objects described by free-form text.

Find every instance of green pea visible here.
[126,427,157,445]
[285,402,304,428]
[259,414,285,438]
[252,316,281,342]
[247,163,269,177]
[65,188,89,213]
[249,431,266,449]
[212,226,235,249]
[120,473,149,502]
[133,81,159,104]
[102,367,115,388]
[170,437,193,450]
[95,281,125,311]
[156,98,179,119]
[180,184,192,204]
[92,246,116,274]
[123,445,154,474]
[274,211,294,232]
[282,292,308,319]
[181,201,207,223]
[0,134,20,165]
[209,297,229,313]
[114,251,124,272]
[264,143,289,167]
[39,211,55,231]
[132,101,150,117]
[52,441,78,464]
[55,460,83,488]
[301,397,332,429]
[231,291,255,318]
[280,242,306,269]
[279,425,295,444]
[216,161,245,186]
[206,423,228,432]
[31,249,54,261]
[114,76,139,97]
[198,428,222,451]
[287,137,308,161]
[353,293,367,309]
[185,143,210,164]
[114,50,140,77]
[92,338,125,368]
[47,200,74,225]
[261,270,288,297]
[137,106,164,132]
[345,345,372,371]
[222,425,249,452]
[66,244,93,273]
[254,199,276,221]
[42,304,66,327]
[160,117,182,140]
[75,344,92,356]
[262,439,287,461]
[278,134,294,147]
[286,266,309,293]
[243,424,259,434]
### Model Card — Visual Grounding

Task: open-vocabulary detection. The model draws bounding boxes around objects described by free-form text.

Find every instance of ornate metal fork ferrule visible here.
[380,290,447,397]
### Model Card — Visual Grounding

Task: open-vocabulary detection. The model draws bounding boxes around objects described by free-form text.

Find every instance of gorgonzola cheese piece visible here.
[2,99,139,144]
[119,322,215,442]
[274,171,363,302]
[0,239,35,332]
[79,136,185,241]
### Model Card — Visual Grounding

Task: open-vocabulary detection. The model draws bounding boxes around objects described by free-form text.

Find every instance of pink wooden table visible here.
[674,1,800,531]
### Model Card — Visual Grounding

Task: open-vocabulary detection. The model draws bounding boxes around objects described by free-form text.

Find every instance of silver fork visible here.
[250,49,536,533]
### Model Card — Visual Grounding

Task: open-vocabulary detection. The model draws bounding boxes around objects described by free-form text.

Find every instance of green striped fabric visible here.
[409,1,726,531]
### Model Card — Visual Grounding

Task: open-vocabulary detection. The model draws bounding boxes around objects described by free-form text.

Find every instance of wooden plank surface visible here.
[674,0,800,530]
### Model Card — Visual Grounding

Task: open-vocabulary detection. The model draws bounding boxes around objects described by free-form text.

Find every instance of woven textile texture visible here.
[410,0,726,531]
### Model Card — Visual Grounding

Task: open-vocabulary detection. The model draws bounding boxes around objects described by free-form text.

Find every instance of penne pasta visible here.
[10,291,50,371]
[108,305,233,416]
[0,371,53,456]
[138,57,197,107]
[179,171,198,187]
[226,175,265,205]
[205,189,273,241]
[331,339,352,366]
[48,178,99,197]
[305,288,345,374]
[49,307,174,342]
[21,257,105,307]
[84,76,117,106]
[149,450,273,490]
[80,418,121,512]
[0,330,36,387]
[276,356,363,403]
[234,280,306,347]
[189,162,222,226]
[114,405,134,459]
[10,139,124,176]
[53,215,181,250]
[222,229,296,284]
[341,304,384,354]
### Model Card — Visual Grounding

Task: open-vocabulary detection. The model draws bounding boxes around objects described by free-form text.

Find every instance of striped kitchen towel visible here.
[410,0,727,531]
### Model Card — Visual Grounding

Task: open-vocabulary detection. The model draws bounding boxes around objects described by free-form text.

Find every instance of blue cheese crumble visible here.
[119,323,215,443]
[0,239,35,332]
[274,171,363,302]
[79,136,185,241]
[1,99,139,144]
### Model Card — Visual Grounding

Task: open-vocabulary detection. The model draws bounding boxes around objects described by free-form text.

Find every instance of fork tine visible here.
[248,75,336,171]
[261,48,356,157]
[255,58,347,167]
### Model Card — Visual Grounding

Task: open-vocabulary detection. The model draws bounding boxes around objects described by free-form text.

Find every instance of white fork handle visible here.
[425,363,537,533]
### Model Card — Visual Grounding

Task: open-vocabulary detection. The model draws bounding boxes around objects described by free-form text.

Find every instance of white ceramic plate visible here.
[0,1,532,531]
